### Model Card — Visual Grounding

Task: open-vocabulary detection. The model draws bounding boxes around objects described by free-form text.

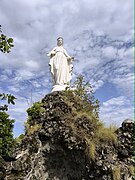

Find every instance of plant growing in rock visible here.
[95,124,118,144]
[26,124,42,135]
[112,165,121,180]
[65,75,100,118]
[26,102,43,124]
[128,165,134,177]
[14,134,25,144]
[25,75,117,162]
[63,75,117,160]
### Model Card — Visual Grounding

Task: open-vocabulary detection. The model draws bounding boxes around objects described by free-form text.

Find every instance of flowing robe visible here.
[48,46,73,86]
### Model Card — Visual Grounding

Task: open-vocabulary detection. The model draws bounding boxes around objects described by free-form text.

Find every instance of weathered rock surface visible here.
[1,92,134,180]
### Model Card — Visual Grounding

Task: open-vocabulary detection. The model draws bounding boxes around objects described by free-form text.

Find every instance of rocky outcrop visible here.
[1,92,134,180]
[117,119,134,159]
[0,156,6,180]
[95,119,134,180]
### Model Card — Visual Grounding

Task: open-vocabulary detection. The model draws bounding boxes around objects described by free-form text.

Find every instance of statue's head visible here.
[57,37,63,46]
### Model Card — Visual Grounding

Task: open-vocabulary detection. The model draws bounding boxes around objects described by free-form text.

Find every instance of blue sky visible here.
[0,0,134,137]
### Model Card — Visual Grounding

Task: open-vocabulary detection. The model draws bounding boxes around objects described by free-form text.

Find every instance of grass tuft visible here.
[85,137,96,161]
[26,124,41,135]
[95,124,118,145]
[112,165,121,180]
[128,165,134,176]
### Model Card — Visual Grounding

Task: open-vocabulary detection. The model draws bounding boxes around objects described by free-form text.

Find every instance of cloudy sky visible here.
[0,0,134,137]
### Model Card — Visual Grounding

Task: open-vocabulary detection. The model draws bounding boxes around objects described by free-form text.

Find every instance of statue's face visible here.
[57,38,63,46]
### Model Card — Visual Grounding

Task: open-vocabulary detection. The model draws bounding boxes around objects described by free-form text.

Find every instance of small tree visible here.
[0,94,16,160]
[0,25,15,111]
[73,75,100,118]
[0,25,15,160]
[0,112,15,160]
[65,75,100,118]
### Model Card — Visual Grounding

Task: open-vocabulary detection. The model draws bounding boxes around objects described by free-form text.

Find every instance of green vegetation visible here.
[26,101,44,125]
[65,113,117,161]
[26,124,41,135]
[14,134,25,144]
[85,137,96,161]
[0,112,15,160]
[95,124,118,144]
[64,75,117,160]
[0,26,15,160]
[25,75,117,161]
[0,93,16,111]
[0,25,14,53]
[65,75,100,118]
[25,101,44,135]
[0,26,16,111]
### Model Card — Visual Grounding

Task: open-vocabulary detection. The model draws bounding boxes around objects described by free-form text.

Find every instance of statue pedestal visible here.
[51,85,68,92]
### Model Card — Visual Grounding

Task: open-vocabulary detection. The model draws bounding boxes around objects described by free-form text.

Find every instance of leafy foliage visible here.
[26,101,44,125]
[0,25,14,53]
[65,75,100,118]
[26,124,41,135]
[14,134,24,144]
[64,76,117,160]
[0,93,16,160]
[0,93,16,111]
[0,25,16,111]
[66,112,117,161]
[0,112,15,160]
[25,75,117,161]
[0,25,15,160]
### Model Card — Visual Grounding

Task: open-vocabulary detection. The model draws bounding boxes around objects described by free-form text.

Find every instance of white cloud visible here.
[15,70,34,81]
[100,96,134,126]
[102,46,117,59]
[8,86,20,93]
[7,96,28,122]
[24,60,39,70]
[119,47,134,68]
[90,79,104,92]
[102,96,129,107]
[0,74,8,81]
[110,72,134,97]
[0,0,133,135]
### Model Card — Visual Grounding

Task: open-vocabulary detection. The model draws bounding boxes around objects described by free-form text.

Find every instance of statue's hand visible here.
[47,51,56,57]
[67,57,74,61]
[47,52,56,58]
[51,52,56,55]
[71,57,74,60]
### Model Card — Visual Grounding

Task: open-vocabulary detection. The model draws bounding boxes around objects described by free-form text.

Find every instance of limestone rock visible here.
[1,92,134,180]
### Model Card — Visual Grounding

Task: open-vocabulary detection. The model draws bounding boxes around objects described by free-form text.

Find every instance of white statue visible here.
[47,37,74,92]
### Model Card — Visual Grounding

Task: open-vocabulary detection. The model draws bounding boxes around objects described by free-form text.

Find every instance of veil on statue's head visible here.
[57,37,63,41]
[57,37,63,46]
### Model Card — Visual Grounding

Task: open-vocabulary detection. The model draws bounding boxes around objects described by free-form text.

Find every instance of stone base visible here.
[51,85,68,92]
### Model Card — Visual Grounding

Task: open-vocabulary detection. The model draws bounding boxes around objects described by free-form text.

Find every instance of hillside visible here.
[0,91,134,180]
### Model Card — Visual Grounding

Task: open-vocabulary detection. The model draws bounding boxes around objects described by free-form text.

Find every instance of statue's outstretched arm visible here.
[47,47,57,57]
[64,49,74,60]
